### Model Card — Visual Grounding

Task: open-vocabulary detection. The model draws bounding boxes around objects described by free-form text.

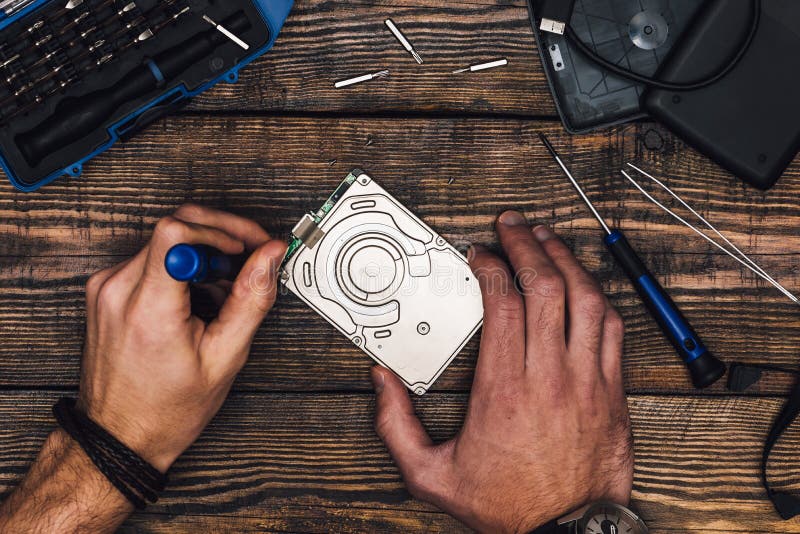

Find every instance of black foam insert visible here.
[0,0,271,187]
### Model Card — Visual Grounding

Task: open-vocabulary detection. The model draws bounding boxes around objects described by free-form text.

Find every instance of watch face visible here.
[579,503,647,534]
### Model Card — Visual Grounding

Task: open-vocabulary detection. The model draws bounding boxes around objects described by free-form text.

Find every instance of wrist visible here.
[49,428,134,512]
[81,402,180,473]
[0,429,133,534]
[54,397,170,511]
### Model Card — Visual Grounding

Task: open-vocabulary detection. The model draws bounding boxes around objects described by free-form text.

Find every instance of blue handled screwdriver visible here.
[540,134,726,389]
[165,244,248,283]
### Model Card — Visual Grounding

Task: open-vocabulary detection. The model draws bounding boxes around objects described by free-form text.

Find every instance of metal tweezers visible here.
[622,163,798,305]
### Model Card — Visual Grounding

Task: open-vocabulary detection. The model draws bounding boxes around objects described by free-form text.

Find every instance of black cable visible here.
[561,0,762,91]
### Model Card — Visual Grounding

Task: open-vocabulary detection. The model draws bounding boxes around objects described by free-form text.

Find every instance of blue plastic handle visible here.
[635,274,707,363]
[604,230,708,364]
[165,244,244,284]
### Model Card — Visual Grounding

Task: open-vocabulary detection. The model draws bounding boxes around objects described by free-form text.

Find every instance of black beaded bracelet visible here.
[53,397,167,510]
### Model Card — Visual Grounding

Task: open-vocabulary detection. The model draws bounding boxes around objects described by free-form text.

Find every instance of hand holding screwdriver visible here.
[165,244,248,283]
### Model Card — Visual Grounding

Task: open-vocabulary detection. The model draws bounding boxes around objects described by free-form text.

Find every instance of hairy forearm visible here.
[0,429,133,534]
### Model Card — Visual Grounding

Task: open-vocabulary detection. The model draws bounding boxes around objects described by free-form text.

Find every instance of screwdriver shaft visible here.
[539,133,725,389]
[539,133,611,234]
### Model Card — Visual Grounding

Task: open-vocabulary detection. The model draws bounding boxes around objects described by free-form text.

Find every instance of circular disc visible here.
[348,246,397,295]
[628,11,669,50]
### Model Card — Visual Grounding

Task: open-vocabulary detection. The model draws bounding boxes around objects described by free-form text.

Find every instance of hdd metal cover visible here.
[280,170,484,395]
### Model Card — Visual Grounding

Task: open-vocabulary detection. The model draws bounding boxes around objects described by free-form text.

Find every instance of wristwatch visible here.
[532,502,648,534]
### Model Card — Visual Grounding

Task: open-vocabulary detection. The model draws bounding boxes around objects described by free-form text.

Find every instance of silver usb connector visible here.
[540,18,566,35]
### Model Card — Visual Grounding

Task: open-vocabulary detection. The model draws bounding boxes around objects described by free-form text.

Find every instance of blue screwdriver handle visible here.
[604,230,726,388]
[165,244,248,284]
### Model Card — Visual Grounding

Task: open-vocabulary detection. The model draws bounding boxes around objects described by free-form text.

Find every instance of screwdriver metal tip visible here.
[385,18,423,65]
[538,132,556,155]
[452,59,508,75]
[539,133,612,235]
[203,14,249,50]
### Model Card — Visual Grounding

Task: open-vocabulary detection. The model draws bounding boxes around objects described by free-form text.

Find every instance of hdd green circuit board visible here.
[280,170,359,271]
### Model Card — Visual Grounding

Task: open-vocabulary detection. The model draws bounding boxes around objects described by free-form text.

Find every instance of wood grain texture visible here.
[1,0,799,531]
[0,255,799,395]
[0,118,797,394]
[1,392,800,533]
[186,0,552,115]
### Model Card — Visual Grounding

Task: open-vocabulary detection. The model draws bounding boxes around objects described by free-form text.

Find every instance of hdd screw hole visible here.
[417,322,430,335]
[353,336,362,346]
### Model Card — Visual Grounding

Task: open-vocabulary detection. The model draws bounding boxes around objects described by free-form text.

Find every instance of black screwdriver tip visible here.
[538,132,557,158]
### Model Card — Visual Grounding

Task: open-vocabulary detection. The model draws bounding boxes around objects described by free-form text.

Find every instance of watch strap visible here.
[530,519,572,534]
[728,363,800,519]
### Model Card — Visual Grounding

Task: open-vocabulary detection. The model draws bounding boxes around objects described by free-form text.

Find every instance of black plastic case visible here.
[0,0,292,191]
[644,0,800,189]
[527,0,703,133]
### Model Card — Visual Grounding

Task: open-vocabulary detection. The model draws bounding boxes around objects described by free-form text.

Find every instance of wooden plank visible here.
[0,253,798,394]
[0,117,798,393]
[1,392,799,533]
[185,0,552,115]
[1,118,797,256]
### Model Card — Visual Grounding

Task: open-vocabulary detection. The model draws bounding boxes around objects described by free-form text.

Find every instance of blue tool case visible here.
[0,0,292,191]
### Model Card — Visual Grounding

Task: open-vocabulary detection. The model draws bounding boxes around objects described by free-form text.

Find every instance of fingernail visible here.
[467,245,485,262]
[371,368,385,394]
[499,210,527,226]
[533,225,556,242]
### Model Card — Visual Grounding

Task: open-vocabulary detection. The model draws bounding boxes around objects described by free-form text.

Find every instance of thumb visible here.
[372,367,447,501]
[204,239,287,368]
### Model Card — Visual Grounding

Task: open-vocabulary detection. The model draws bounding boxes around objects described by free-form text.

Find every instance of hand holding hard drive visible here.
[372,212,634,534]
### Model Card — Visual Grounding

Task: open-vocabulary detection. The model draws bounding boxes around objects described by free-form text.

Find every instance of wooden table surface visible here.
[2,1,800,532]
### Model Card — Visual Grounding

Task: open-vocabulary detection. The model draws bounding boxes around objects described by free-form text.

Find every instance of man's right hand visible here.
[372,211,634,533]
[0,205,287,534]
[81,204,287,473]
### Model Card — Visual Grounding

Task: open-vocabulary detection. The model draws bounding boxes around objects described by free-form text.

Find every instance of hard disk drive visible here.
[280,170,484,395]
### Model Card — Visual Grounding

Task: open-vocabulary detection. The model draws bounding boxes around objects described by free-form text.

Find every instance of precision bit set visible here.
[0,0,292,191]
